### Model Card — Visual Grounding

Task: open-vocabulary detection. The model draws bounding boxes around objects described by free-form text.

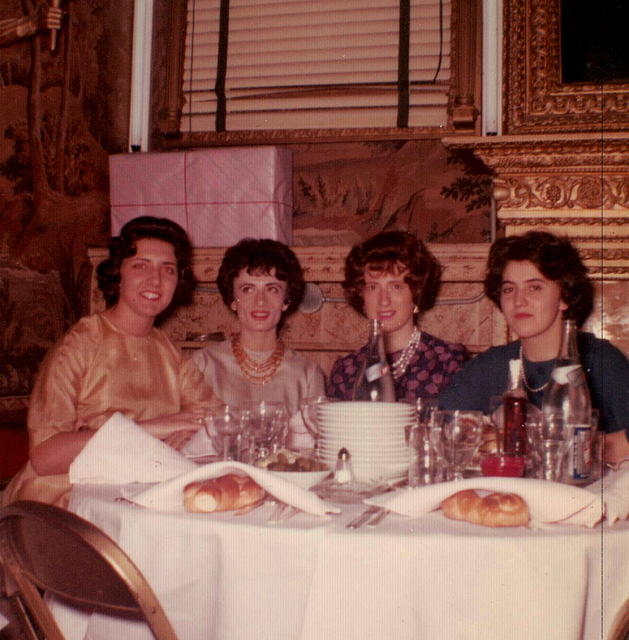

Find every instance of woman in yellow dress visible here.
[2,216,220,507]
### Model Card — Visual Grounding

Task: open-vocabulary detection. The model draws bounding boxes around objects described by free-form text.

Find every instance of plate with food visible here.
[256,450,331,489]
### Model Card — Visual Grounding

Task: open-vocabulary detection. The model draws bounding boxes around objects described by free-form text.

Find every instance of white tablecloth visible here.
[54,484,629,640]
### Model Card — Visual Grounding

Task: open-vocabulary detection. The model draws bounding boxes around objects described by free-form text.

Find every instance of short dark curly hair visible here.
[484,231,594,327]
[96,216,195,311]
[216,238,305,327]
[343,231,441,316]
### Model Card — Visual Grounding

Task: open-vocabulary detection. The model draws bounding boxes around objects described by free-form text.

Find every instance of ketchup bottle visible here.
[503,359,527,455]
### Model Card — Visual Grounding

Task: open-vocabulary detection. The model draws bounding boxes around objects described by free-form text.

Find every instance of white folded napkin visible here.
[180,425,216,457]
[121,461,340,517]
[584,467,629,525]
[364,477,603,527]
[69,412,196,484]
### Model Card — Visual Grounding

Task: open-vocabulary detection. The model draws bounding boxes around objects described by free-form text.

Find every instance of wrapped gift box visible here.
[109,147,293,246]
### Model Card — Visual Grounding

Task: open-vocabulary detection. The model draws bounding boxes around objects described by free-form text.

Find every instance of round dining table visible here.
[51,483,629,640]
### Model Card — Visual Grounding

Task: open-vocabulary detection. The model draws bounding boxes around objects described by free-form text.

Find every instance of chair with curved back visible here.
[609,599,629,640]
[0,500,179,640]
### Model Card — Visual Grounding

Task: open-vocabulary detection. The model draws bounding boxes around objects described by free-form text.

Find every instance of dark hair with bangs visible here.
[484,231,594,327]
[342,231,441,316]
[217,238,305,327]
[96,216,195,311]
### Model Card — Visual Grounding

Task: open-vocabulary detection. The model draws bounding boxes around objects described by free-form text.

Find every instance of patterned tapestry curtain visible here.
[182,0,450,133]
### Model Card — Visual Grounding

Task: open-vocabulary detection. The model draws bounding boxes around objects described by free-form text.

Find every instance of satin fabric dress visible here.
[191,339,326,449]
[2,314,219,507]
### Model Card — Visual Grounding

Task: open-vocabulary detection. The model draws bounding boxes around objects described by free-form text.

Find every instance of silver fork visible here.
[346,505,381,529]
[267,502,299,524]
[366,508,390,527]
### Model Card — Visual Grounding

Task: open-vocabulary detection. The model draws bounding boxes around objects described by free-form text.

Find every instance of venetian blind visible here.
[182,0,450,133]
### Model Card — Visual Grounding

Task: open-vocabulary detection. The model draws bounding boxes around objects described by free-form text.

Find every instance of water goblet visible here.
[299,395,331,453]
[246,401,288,461]
[205,405,245,461]
[434,410,483,481]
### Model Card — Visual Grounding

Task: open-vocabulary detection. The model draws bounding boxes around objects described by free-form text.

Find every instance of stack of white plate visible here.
[315,401,416,484]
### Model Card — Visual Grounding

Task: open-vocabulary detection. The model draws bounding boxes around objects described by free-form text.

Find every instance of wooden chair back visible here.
[0,500,179,640]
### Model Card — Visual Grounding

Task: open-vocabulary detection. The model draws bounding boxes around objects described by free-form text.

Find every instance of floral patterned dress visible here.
[327,331,468,404]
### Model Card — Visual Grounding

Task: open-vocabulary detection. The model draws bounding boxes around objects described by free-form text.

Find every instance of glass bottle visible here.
[503,359,527,455]
[541,318,592,484]
[352,319,396,402]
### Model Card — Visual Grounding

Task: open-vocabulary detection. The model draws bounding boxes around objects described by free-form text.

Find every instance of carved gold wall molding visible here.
[503,0,629,134]
[441,134,629,280]
[442,133,629,172]
[492,176,629,211]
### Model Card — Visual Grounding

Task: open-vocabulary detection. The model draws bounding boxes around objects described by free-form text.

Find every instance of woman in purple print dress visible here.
[327,231,468,404]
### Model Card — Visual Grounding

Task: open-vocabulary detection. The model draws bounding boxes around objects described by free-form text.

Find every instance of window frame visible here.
[153,0,480,147]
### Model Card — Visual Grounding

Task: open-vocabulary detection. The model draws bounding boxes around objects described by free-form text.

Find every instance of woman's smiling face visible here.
[231,268,288,336]
[361,265,416,343]
[116,237,179,323]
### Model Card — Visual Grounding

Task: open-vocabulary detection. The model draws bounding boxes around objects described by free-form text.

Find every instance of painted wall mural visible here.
[0,0,132,416]
[290,140,492,248]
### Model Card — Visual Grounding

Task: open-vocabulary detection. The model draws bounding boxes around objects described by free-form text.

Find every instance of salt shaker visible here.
[333,448,354,484]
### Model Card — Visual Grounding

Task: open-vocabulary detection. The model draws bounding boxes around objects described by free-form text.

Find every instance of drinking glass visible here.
[416,397,438,427]
[299,395,331,453]
[526,411,571,481]
[205,405,246,461]
[407,422,443,487]
[486,395,505,452]
[244,401,288,461]
[433,410,483,481]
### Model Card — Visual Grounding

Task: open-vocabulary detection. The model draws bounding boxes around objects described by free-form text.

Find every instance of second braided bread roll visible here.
[441,489,529,527]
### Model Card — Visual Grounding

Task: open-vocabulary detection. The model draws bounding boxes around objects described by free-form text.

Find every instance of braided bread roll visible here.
[441,489,529,527]
[184,473,265,512]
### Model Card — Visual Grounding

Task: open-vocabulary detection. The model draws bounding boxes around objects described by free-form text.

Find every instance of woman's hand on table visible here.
[604,430,629,467]
[162,429,197,451]
[138,410,209,450]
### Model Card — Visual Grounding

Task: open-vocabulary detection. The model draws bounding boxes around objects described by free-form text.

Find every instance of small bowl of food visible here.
[257,450,331,489]
[480,454,526,478]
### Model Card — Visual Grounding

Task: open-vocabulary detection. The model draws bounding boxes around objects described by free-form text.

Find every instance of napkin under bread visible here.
[584,467,629,525]
[364,477,603,527]
[122,461,339,516]
[69,412,196,484]
[180,425,216,457]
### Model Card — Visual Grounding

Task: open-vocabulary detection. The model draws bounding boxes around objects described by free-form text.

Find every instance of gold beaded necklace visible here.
[231,334,285,385]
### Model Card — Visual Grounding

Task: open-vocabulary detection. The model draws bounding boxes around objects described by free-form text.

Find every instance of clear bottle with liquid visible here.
[352,319,396,402]
[503,359,527,456]
[541,318,592,484]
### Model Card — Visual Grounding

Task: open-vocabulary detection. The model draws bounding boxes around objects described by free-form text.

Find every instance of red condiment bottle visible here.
[503,359,527,455]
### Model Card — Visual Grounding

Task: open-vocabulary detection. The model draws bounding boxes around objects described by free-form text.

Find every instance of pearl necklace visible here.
[391,329,422,380]
[231,334,285,385]
[519,345,550,394]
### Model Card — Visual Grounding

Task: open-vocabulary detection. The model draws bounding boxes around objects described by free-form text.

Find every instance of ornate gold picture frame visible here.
[503,0,629,134]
